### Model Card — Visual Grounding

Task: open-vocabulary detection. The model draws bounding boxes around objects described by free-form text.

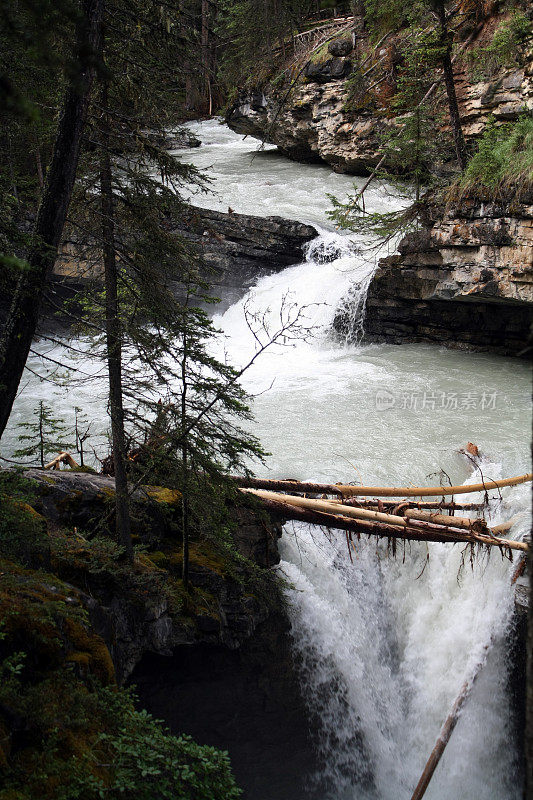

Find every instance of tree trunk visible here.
[201,0,210,111]
[181,325,190,589]
[411,643,491,799]
[100,88,133,563]
[527,533,533,797]
[433,0,467,171]
[39,401,44,468]
[0,0,104,440]
[232,472,533,498]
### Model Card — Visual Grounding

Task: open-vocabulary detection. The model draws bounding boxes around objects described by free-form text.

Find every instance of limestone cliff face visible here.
[356,196,533,354]
[227,81,387,173]
[226,21,532,175]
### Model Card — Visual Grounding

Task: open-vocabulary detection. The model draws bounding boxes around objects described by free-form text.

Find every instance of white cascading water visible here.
[2,119,530,799]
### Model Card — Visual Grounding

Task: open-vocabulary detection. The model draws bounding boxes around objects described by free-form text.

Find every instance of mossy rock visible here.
[0,558,114,684]
[20,470,182,547]
[141,485,182,507]
[0,497,50,569]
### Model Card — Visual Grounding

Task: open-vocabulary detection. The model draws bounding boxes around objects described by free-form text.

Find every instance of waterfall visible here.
[3,119,529,799]
[279,481,523,800]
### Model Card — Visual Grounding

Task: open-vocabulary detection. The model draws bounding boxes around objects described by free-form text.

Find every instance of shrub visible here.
[457,114,533,199]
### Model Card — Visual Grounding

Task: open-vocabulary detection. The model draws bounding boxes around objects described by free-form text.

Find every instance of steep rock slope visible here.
[356,196,533,354]
[226,17,532,175]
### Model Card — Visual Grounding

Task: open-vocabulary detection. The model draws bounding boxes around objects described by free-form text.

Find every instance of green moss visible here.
[142,485,182,507]
[144,550,167,567]
[454,114,533,201]
[0,496,48,567]
[35,474,56,485]
[0,557,240,800]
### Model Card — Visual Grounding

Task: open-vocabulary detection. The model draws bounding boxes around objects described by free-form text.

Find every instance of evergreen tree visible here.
[0,0,104,440]
[74,406,91,466]
[13,400,73,468]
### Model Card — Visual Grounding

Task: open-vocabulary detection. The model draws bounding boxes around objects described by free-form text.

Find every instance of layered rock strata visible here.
[226,26,532,175]
[355,197,533,355]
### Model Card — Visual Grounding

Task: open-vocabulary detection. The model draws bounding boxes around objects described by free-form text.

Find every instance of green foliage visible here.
[467,11,532,79]
[456,113,533,199]
[0,470,48,566]
[13,400,73,468]
[0,556,242,800]
[216,0,315,90]
[62,696,242,800]
[363,0,409,39]
[328,189,423,243]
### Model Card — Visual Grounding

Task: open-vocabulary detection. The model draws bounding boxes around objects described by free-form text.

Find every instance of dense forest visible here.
[0,0,532,798]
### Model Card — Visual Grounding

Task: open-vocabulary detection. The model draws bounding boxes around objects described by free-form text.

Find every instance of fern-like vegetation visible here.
[454,114,533,201]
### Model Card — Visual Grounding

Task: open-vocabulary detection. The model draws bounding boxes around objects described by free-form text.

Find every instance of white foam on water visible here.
[3,120,530,799]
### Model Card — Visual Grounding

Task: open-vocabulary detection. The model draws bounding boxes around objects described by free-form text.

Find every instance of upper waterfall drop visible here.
[1,119,529,800]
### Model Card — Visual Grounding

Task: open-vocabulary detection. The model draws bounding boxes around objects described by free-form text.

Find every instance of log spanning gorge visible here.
[4,120,532,799]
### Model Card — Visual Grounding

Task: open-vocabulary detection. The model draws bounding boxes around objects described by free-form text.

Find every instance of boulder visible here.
[328,36,353,57]
[303,56,352,83]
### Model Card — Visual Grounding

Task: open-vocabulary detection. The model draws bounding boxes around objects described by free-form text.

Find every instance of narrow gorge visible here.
[3,118,531,799]
[1,4,532,799]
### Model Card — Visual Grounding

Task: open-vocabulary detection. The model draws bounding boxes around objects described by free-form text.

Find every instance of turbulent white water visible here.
[3,118,531,799]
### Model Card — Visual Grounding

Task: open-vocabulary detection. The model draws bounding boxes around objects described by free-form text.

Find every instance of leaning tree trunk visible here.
[181,323,191,590]
[99,87,133,562]
[526,523,533,797]
[0,0,104,440]
[433,0,467,171]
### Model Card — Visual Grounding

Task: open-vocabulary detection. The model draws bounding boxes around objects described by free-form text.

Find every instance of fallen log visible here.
[245,492,528,552]
[410,642,491,800]
[233,473,532,498]
[254,496,476,546]
[242,488,410,526]
[327,472,533,498]
[490,516,521,536]
[44,451,79,470]
[404,509,486,532]
[328,498,486,512]
[232,475,345,496]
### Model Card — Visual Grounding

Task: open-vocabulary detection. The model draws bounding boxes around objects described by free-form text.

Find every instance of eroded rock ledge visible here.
[356,196,533,355]
[50,205,318,315]
[171,205,317,305]
[226,30,532,175]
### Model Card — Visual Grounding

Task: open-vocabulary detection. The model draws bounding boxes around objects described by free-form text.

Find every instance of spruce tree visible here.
[13,400,73,468]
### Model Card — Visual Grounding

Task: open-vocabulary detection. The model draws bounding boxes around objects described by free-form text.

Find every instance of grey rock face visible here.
[354,197,533,355]
[133,615,325,800]
[171,205,317,308]
[303,56,352,83]
[328,36,353,57]
[22,468,179,545]
[226,43,532,175]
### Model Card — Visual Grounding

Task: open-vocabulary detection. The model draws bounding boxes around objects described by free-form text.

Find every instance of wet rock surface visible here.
[303,56,352,83]
[133,613,323,800]
[172,206,317,308]
[356,197,533,355]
